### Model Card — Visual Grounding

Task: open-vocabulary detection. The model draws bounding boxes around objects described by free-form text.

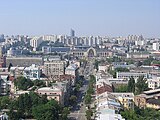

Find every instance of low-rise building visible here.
[37,86,64,105]
[135,89,160,109]
[23,64,41,80]
[117,72,148,82]
[147,79,160,90]
[111,93,134,109]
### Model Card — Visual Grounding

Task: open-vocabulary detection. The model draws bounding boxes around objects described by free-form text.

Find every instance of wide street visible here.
[68,60,94,120]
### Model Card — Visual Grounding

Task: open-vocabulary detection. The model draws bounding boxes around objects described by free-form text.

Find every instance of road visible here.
[68,60,94,120]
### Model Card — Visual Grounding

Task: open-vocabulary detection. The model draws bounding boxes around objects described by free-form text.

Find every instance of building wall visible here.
[6,57,43,67]
[134,96,146,108]
[44,60,65,79]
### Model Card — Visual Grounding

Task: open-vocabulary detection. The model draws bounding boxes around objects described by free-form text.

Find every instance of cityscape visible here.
[0,0,160,120]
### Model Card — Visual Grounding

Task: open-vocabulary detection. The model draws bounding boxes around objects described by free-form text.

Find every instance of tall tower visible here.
[70,29,75,37]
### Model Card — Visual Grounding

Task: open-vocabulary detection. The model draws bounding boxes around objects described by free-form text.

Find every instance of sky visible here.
[0,0,160,37]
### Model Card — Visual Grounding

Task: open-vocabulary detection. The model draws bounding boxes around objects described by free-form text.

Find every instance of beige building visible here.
[111,93,134,109]
[71,47,113,59]
[37,86,64,105]
[44,60,65,80]
[135,89,160,109]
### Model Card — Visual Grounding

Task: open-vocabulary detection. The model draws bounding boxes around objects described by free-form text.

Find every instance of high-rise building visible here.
[70,29,75,37]
[153,42,160,51]
[30,36,43,51]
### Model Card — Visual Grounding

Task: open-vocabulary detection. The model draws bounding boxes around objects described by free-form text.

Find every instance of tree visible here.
[14,76,34,90]
[33,79,46,87]
[60,107,70,120]
[0,96,10,109]
[114,84,128,92]
[69,95,77,105]
[85,94,92,104]
[32,100,60,120]
[85,109,93,120]
[136,76,148,94]
[127,76,135,93]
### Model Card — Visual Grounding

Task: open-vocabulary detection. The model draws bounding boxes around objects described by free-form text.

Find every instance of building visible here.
[65,63,78,76]
[37,86,64,105]
[6,56,43,67]
[70,29,75,37]
[147,79,160,90]
[135,89,160,109]
[30,36,43,51]
[95,92,123,120]
[10,67,25,78]
[98,63,109,73]
[23,64,41,80]
[111,93,134,109]
[126,52,150,59]
[117,72,148,82]
[44,60,65,80]
[0,74,10,95]
[153,42,160,51]
[96,82,113,95]
[71,47,113,59]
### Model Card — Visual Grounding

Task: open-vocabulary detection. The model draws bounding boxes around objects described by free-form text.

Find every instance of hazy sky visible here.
[0,0,160,37]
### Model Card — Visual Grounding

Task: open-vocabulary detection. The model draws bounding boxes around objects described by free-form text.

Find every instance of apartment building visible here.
[44,60,65,80]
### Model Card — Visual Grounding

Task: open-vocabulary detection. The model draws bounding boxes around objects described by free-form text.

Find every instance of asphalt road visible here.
[69,60,94,120]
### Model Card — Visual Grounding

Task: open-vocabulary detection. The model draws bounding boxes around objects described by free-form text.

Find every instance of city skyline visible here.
[0,0,160,37]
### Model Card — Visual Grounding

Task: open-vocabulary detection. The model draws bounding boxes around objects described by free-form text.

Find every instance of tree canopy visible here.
[14,76,34,90]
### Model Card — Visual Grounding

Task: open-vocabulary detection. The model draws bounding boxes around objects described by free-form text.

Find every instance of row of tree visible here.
[120,105,160,120]
[0,92,70,120]
[14,76,46,91]
[114,76,148,95]
[85,75,96,120]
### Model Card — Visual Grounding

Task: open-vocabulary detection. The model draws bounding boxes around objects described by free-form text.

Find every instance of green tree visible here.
[14,76,34,90]
[136,76,148,94]
[69,95,77,105]
[60,107,70,120]
[85,109,93,120]
[127,76,135,93]
[32,100,60,120]
[114,84,128,92]
[33,79,46,87]
[0,96,10,109]
[85,94,92,104]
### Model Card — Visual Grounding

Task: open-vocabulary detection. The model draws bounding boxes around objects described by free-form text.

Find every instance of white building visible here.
[147,79,160,90]
[42,35,57,42]
[23,64,41,80]
[30,36,43,51]
[117,72,148,82]
[153,42,160,51]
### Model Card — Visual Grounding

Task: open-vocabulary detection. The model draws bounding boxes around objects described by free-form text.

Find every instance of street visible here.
[68,60,94,120]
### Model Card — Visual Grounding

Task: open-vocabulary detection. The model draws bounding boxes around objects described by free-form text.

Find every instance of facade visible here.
[37,86,64,105]
[147,79,160,90]
[71,47,113,59]
[134,89,160,109]
[126,52,150,59]
[153,42,160,51]
[10,67,25,78]
[23,64,41,80]
[111,93,134,109]
[44,60,65,80]
[0,75,10,95]
[70,29,75,37]
[30,36,43,51]
[6,57,43,67]
[98,64,109,73]
[117,72,148,82]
